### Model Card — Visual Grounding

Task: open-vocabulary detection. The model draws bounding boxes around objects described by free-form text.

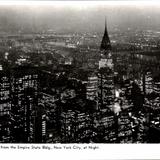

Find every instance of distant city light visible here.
[115,90,120,98]
[0,65,3,71]
[113,102,121,114]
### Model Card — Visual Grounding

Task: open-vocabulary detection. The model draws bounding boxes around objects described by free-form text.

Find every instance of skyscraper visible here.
[11,66,39,143]
[86,72,98,101]
[98,19,115,110]
[0,71,12,143]
[34,103,46,143]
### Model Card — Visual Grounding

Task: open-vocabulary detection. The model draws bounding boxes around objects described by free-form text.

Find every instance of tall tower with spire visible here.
[98,19,115,110]
[100,19,111,52]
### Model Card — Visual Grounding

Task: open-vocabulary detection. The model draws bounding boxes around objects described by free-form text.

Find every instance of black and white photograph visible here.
[0,0,160,146]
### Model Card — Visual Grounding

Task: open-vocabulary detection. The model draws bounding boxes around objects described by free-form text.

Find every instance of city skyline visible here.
[1,1,160,144]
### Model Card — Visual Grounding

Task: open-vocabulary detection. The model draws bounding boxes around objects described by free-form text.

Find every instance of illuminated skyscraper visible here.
[34,103,46,143]
[0,71,11,142]
[11,66,39,143]
[98,19,115,109]
[86,73,98,101]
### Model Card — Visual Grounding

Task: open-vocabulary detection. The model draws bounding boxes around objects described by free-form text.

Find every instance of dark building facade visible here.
[0,66,47,143]
[0,71,11,143]
[100,19,112,52]
[11,66,39,143]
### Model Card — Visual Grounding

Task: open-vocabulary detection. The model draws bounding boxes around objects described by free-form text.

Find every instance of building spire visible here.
[100,17,111,52]
[105,17,107,32]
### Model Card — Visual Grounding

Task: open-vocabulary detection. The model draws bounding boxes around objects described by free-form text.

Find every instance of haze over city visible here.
[0,3,160,33]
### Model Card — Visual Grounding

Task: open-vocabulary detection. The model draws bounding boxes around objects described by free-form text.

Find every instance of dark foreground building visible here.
[0,66,46,143]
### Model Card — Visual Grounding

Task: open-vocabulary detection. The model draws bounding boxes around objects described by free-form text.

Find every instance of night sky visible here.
[0,1,160,33]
